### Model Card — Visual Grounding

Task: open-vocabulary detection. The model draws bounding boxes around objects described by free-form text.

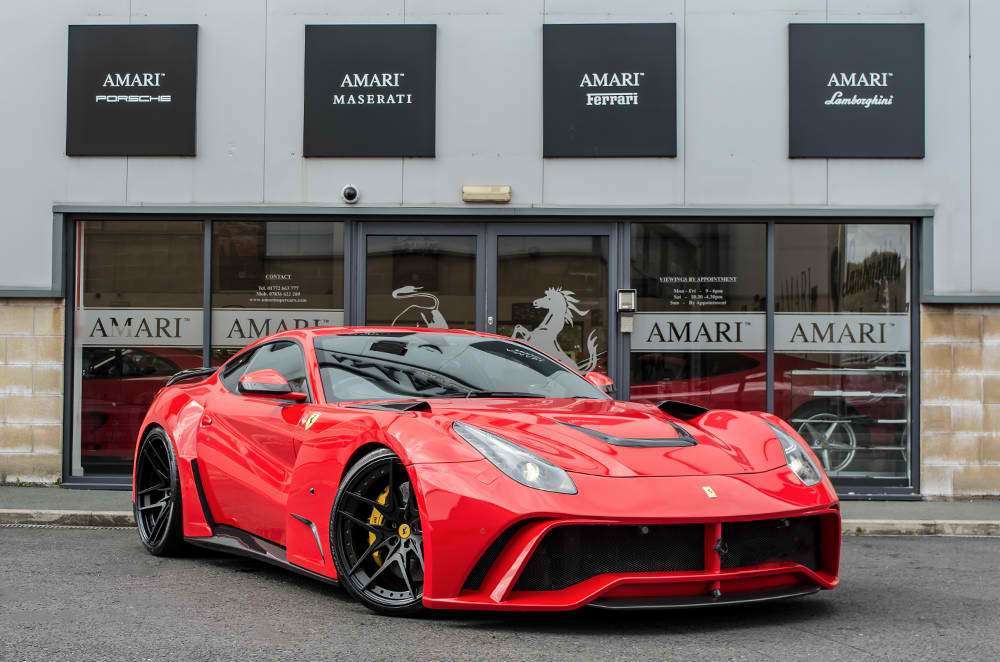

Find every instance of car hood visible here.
[418,398,787,478]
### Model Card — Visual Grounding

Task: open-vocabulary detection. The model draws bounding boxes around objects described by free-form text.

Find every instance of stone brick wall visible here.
[921,304,1000,497]
[0,298,63,484]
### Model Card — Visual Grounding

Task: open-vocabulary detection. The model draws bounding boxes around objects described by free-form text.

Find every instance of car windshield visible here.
[314,331,608,402]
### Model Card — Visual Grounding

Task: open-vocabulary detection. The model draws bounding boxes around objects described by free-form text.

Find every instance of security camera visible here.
[341,184,359,204]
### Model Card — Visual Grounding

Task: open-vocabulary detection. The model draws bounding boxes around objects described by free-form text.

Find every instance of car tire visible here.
[133,427,186,557]
[330,448,426,616]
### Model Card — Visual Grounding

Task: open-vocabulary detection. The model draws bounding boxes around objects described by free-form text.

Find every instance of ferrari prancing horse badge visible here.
[302,412,321,431]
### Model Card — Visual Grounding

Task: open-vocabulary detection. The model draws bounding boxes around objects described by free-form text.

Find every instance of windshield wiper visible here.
[464,390,546,398]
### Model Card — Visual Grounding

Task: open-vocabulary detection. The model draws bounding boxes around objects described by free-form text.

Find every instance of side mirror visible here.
[583,371,615,393]
[238,369,308,402]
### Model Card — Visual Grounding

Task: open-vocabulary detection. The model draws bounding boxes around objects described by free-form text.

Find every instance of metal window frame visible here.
[59,213,352,489]
[50,206,926,497]
[622,216,922,499]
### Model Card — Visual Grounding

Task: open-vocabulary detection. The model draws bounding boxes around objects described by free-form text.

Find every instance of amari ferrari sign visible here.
[66,25,198,156]
[303,25,436,157]
[789,23,925,158]
[543,23,677,157]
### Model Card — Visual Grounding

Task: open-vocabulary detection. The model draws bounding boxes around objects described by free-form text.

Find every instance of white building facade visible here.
[0,0,997,498]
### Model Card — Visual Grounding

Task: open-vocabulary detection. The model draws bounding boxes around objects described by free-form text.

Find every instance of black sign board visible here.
[543,23,676,158]
[303,25,436,157]
[66,25,198,156]
[789,24,924,158]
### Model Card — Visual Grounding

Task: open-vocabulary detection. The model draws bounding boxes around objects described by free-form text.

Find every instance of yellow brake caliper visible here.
[368,485,390,566]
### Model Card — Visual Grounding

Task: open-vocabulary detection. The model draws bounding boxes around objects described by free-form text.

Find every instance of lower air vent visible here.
[720,516,821,571]
[513,524,704,592]
[463,520,535,591]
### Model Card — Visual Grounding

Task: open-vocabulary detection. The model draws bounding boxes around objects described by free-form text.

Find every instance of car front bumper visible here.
[410,460,841,611]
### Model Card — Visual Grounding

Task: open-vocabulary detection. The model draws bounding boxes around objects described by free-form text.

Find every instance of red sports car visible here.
[132,327,841,615]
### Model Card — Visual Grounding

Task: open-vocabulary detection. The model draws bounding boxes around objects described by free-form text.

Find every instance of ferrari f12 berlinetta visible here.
[133,327,840,614]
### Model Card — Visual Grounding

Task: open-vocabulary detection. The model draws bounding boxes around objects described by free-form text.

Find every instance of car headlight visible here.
[768,422,823,486]
[452,421,577,494]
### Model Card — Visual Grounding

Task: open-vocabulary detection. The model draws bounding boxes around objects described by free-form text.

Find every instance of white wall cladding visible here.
[0,0,990,292]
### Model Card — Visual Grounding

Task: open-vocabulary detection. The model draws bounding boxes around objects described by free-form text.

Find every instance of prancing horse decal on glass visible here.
[511,287,600,372]
[391,286,448,328]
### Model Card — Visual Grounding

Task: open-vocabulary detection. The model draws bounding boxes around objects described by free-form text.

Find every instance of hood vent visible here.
[657,400,709,421]
[560,422,697,448]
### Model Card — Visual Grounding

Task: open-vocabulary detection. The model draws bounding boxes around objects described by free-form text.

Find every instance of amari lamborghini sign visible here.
[788,23,925,158]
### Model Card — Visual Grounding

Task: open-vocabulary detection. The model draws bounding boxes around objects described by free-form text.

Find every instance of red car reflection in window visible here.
[81,347,203,473]
[630,352,908,478]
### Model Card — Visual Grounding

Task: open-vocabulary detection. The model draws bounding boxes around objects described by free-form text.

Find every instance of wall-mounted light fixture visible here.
[462,185,512,203]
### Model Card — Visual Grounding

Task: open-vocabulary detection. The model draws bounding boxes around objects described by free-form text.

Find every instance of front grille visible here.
[720,516,821,570]
[513,524,704,592]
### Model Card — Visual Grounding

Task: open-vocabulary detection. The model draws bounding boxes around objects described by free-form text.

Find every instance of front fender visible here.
[133,384,212,538]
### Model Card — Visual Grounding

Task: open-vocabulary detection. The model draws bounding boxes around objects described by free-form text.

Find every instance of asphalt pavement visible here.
[1,527,998,661]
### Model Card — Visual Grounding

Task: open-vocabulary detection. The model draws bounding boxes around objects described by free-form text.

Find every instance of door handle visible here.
[200,415,213,427]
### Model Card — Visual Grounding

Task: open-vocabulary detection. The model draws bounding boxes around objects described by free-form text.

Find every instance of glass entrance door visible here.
[488,225,613,376]
[359,224,485,331]
[358,222,617,379]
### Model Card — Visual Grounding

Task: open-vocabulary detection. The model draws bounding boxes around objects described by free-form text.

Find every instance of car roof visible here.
[239,325,513,350]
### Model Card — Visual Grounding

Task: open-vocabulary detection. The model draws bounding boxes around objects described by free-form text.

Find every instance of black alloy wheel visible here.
[331,448,425,615]
[133,428,184,556]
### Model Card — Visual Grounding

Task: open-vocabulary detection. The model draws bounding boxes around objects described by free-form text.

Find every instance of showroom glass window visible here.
[629,223,767,411]
[211,221,344,364]
[73,220,203,476]
[774,224,911,487]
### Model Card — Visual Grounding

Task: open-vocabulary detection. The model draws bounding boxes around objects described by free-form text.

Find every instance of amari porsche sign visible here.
[66,25,198,156]
[303,24,437,157]
[789,23,925,158]
[543,23,677,157]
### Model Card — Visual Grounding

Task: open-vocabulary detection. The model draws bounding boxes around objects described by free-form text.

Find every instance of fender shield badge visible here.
[303,412,321,431]
[702,486,717,499]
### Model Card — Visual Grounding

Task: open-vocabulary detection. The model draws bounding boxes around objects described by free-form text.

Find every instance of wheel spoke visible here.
[823,421,839,441]
[339,509,380,535]
[347,535,392,577]
[396,553,415,598]
[149,507,168,540]
[138,496,170,512]
[143,444,169,480]
[344,490,387,514]
[409,536,424,572]
[137,483,167,496]
[363,544,402,589]
[386,461,397,510]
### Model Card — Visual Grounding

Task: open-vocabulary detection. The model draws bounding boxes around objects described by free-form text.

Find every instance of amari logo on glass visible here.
[96,72,171,104]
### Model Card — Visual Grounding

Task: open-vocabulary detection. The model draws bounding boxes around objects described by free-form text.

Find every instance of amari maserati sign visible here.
[789,23,925,158]
[66,25,198,156]
[303,25,436,157]
[543,23,677,157]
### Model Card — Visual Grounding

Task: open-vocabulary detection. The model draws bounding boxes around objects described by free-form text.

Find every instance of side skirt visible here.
[185,524,338,588]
